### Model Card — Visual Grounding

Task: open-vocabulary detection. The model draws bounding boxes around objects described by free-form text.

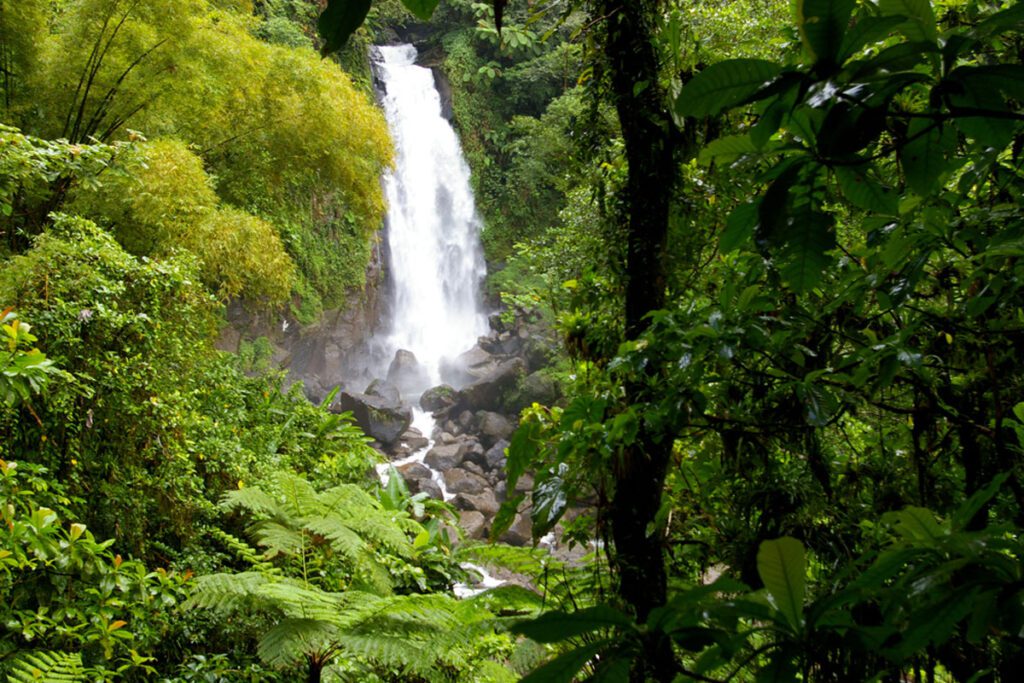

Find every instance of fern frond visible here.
[207,527,278,572]
[257,618,337,668]
[455,542,566,579]
[319,483,381,513]
[257,581,346,621]
[343,512,415,557]
[252,521,306,558]
[187,571,274,613]
[302,515,366,561]
[221,487,280,517]
[273,472,320,518]
[6,650,84,682]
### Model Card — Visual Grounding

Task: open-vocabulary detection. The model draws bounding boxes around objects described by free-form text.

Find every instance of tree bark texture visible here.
[597,1,682,679]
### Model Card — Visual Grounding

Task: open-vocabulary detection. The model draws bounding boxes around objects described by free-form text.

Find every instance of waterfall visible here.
[371,44,488,396]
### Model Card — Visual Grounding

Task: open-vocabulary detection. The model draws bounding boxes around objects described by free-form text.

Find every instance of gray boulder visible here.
[458,510,487,540]
[444,468,489,495]
[477,411,514,448]
[485,439,509,472]
[454,490,500,517]
[424,443,466,470]
[387,349,430,395]
[420,384,457,412]
[336,390,412,446]
[365,378,401,405]
[454,358,525,413]
[499,513,533,546]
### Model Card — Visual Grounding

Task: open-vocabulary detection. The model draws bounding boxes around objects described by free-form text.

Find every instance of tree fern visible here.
[5,651,84,683]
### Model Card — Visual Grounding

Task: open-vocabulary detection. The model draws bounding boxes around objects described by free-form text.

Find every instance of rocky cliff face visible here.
[216,233,389,402]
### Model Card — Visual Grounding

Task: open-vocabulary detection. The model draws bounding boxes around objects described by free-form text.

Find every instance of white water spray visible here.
[372,44,488,393]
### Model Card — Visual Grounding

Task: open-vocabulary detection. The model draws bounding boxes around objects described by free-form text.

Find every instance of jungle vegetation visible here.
[2,0,1024,681]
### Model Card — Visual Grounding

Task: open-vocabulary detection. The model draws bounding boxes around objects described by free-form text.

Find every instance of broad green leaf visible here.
[902,119,956,196]
[973,2,1024,39]
[757,537,806,632]
[513,605,635,643]
[882,506,945,542]
[887,587,979,658]
[879,0,938,42]
[676,59,783,117]
[837,15,907,62]
[835,165,897,214]
[400,0,440,21]
[952,473,1009,531]
[519,638,615,683]
[698,133,763,164]
[531,469,568,539]
[318,0,372,56]
[796,0,855,66]
[776,210,836,294]
[720,202,758,253]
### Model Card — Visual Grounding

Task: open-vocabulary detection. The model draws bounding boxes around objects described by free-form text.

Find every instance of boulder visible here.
[453,490,500,517]
[499,513,533,546]
[336,390,412,446]
[441,346,498,385]
[514,472,534,495]
[399,428,429,451]
[387,349,430,395]
[424,443,466,470]
[507,371,560,414]
[485,439,509,472]
[444,468,489,495]
[458,510,487,540]
[462,460,485,477]
[453,358,525,413]
[420,384,457,412]
[365,378,401,405]
[417,477,444,500]
[398,462,432,482]
[477,411,514,448]
[398,463,442,499]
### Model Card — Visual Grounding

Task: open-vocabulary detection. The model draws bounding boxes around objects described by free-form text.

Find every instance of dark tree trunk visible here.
[597,1,687,680]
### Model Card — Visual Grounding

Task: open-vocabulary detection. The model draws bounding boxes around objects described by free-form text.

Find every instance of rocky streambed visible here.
[330,313,560,546]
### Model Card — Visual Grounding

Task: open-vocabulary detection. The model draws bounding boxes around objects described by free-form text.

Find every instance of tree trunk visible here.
[597,1,684,679]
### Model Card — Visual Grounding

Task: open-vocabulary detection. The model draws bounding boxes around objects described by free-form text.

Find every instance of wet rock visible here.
[514,473,534,495]
[439,431,458,445]
[485,439,509,471]
[416,477,444,500]
[499,513,533,546]
[458,510,487,540]
[365,378,401,405]
[444,468,489,495]
[421,384,457,412]
[441,346,498,385]
[399,428,429,451]
[477,411,514,448]
[336,391,412,446]
[457,410,475,430]
[398,462,432,481]
[494,480,507,502]
[454,358,525,413]
[424,443,465,470]
[507,371,560,414]
[461,460,485,477]
[454,490,500,517]
[387,349,430,396]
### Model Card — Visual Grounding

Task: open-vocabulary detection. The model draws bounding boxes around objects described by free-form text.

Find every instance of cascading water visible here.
[371,44,488,394]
